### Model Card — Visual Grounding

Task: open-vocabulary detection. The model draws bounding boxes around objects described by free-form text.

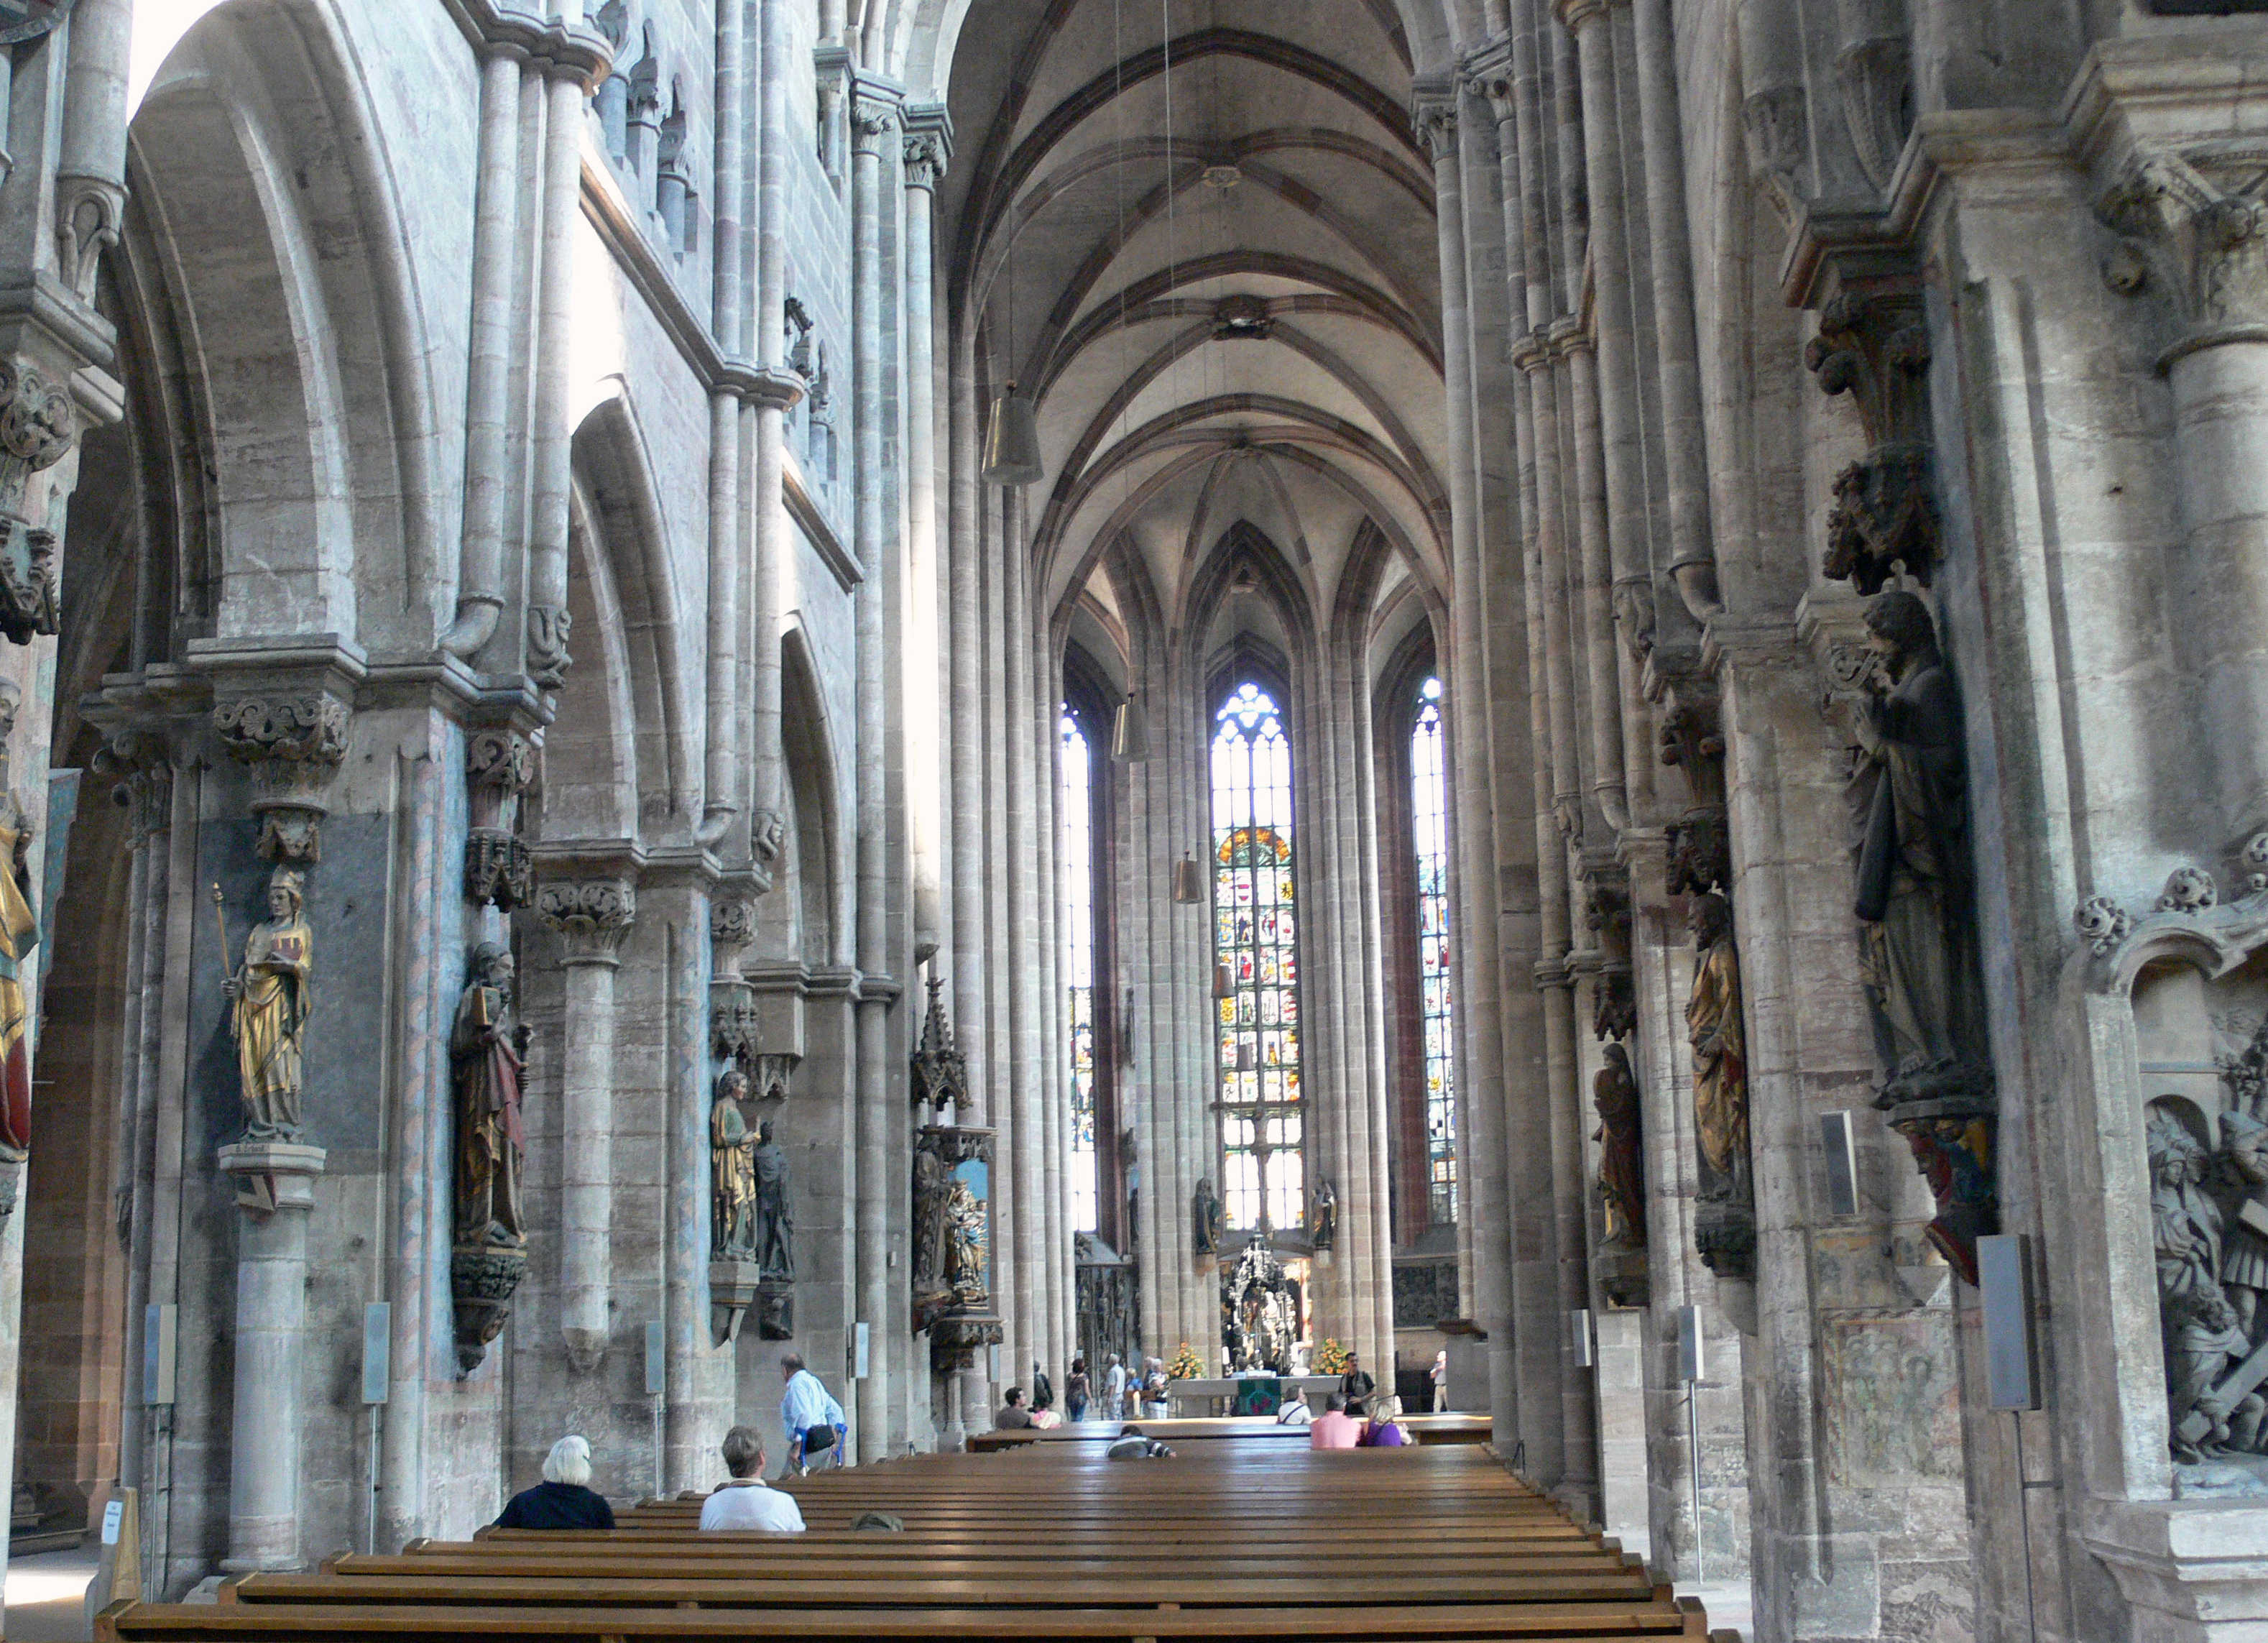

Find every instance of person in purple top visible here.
[1360,1395,1411,1448]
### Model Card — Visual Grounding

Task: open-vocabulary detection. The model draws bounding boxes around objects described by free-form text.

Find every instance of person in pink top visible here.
[1308,1391,1363,1450]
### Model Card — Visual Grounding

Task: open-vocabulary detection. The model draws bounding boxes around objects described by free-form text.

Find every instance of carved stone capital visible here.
[1409,82,1457,165]
[903,129,947,190]
[213,693,351,863]
[536,878,637,962]
[468,730,538,798]
[2099,146,2268,362]
[852,87,901,152]
[94,726,176,841]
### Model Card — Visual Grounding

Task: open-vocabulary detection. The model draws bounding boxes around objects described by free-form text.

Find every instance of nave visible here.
[98,1440,1725,1642]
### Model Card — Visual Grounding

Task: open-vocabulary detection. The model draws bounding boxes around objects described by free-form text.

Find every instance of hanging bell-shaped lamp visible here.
[1171,851,1205,905]
[1111,691,1151,762]
[981,383,1043,487]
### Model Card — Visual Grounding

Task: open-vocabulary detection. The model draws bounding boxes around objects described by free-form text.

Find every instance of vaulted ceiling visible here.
[941,0,1449,668]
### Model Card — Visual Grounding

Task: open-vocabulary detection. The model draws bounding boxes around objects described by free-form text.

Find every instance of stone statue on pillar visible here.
[0,682,40,1167]
[1687,891,1753,1280]
[751,1118,793,1282]
[223,867,313,1143]
[1194,1177,1224,1256]
[452,942,529,1248]
[1593,1042,1646,1250]
[711,1068,758,1258]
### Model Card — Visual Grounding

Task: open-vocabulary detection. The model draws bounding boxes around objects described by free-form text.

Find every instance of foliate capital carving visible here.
[852,94,900,152]
[536,878,636,962]
[903,130,946,189]
[467,730,538,796]
[214,693,351,862]
[1410,91,1457,165]
[2099,147,2268,356]
[711,897,757,952]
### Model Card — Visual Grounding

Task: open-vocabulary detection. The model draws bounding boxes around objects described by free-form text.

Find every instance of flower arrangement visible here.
[1166,1340,1204,1380]
[1312,1336,1350,1376]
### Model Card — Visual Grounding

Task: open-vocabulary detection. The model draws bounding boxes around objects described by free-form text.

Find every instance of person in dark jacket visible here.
[1338,1353,1375,1415]
[495,1435,615,1529]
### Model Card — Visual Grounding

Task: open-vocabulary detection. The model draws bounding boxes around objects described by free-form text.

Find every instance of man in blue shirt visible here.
[780,1353,847,1474]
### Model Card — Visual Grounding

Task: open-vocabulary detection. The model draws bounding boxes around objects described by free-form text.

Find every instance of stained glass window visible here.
[1061,709,1099,1233]
[1412,676,1457,1224]
[1210,682,1303,1232]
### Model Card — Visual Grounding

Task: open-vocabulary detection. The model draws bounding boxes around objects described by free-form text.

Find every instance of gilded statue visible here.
[711,1069,757,1258]
[944,1172,986,1297]
[1686,891,1748,1202]
[0,684,38,1160]
[1851,592,1989,1100]
[1592,1042,1646,1248]
[751,1118,793,1281]
[224,866,313,1141]
[453,942,528,1246]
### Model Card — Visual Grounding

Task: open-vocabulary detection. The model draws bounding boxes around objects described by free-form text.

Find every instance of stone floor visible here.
[6,1543,97,1642]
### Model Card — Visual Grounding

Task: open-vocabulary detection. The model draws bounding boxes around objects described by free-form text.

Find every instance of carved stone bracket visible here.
[466,830,534,911]
[709,1258,764,1346]
[1659,681,1730,898]
[1805,287,1937,592]
[94,727,175,841]
[535,878,636,963]
[214,694,351,863]
[452,1245,529,1375]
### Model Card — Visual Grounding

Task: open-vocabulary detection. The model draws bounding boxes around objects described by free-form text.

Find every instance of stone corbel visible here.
[1656,678,1728,898]
[465,728,538,909]
[0,355,73,645]
[212,691,352,864]
[93,724,177,843]
[1803,283,1937,593]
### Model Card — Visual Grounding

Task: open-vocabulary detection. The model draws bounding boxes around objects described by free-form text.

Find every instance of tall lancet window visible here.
[1061,709,1100,1233]
[1211,681,1303,1232]
[1411,675,1457,1224]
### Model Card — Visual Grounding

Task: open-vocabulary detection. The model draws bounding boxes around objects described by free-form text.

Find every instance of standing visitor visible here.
[699,1427,806,1532]
[1103,1353,1128,1419]
[1066,1356,1092,1422]
[496,1436,614,1529]
[1429,1350,1449,1412]
[1338,1351,1375,1415]
[780,1353,847,1476]
[1141,1356,1170,1419]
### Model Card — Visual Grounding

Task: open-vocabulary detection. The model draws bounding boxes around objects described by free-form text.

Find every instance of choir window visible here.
[1411,675,1457,1224]
[1061,708,1100,1233]
[1210,681,1303,1232]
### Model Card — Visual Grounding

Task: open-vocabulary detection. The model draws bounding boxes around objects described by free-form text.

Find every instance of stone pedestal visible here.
[709,1258,763,1345]
[216,1141,325,1573]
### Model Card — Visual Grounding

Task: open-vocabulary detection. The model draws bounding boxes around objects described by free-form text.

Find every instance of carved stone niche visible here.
[913,1121,1002,1372]
[1805,284,1938,594]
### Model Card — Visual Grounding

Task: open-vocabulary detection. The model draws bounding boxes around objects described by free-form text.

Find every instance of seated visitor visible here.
[1029,1389,1064,1429]
[1107,1423,1174,1459]
[1276,1386,1313,1425]
[699,1426,806,1532]
[995,1386,1036,1429]
[1308,1391,1363,1450]
[1360,1394,1411,1447]
[495,1435,614,1529]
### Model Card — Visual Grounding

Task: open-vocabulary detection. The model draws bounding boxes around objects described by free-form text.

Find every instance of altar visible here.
[1163,1373,1343,1417]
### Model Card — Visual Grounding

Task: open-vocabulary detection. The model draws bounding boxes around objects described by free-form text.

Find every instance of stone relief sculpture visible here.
[710,1069,757,1258]
[2148,1028,2268,1473]
[911,1089,1002,1373]
[1592,1042,1646,1250]
[453,943,529,1248]
[222,867,313,1143]
[1687,891,1753,1280]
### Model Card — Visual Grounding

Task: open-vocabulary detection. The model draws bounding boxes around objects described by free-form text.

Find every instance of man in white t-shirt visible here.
[699,1426,806,1532]
[1103,1353,1128,1419]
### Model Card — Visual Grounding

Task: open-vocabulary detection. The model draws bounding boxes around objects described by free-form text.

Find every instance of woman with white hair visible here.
[494,1435,616,1529]
[1358,1396,1411,1448]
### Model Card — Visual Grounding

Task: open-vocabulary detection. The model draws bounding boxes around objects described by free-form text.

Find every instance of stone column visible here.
[1002,489,1043,1390]
[536,878,637,1371]
[216,1142,327,1570]
[849,79,901,1460]
[905,114,951,962]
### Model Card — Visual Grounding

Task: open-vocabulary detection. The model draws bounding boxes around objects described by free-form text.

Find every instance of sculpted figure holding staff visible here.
[221,867,312,1141]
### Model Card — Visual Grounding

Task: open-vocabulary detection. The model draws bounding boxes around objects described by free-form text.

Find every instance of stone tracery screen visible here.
[1411,675,1457,1225]
[1061,709,1099,1234]
[1211,682,1304,1232]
